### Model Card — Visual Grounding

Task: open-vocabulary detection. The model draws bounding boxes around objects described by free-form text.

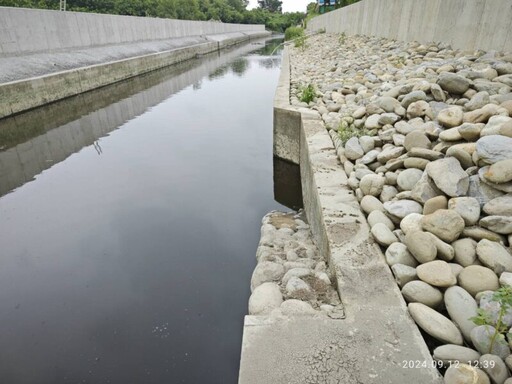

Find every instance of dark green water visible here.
[0,38,289,384]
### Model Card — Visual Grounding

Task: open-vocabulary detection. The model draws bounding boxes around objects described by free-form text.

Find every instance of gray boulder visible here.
[411,171,443,203]
[433,344,480,365]
[249,282,283,315]
[251,261,285,291]
[383,200,423,219]
[438,72,471,94]
[444,286,478,343]
[408,302,463,345]
[421,209,465,243]
[448,197,481,226]
[476,135,512,165]
[483,195,512,216]
[480,216,512,234]
[426,157,469,197]
[471,325,511,359]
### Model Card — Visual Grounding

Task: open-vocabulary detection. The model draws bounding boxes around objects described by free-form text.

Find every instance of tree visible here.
[155,0,177,19]
[175,0,204,20]
[257,0,281,13]
[67,0,117,14]
[226,0,248,12]
[0,0,305,31]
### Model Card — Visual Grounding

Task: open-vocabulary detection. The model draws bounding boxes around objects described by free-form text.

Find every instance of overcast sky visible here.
[247,0,311,13]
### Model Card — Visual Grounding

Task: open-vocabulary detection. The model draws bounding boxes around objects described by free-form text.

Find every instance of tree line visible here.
[0,0,306,32]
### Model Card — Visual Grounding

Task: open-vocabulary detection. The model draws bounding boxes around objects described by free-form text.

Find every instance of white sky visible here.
[248,0,310,13]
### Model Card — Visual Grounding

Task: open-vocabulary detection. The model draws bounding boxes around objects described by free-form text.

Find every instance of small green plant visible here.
[298,84,316,104]
[337,121,369,145]
[284,26,304,41]
[391,56,407,68]
[471,286,512,353]
[338,32,347,45]
[294,35,307,50]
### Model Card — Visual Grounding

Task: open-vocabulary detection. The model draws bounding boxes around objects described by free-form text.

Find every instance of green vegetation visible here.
[257,0,281,13]
[337,120,370,144]
[314,0,361,14]
[284,26,307,50]
[284,26,304,41]
[294,35,307,50]
[298,83,316,104]
[338,32,346,44]
[471,286,512,354]
[0,0,305,32]
[304,0,361,24]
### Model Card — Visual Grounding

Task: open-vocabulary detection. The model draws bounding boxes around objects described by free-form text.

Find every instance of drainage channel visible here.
[0,37,291,384]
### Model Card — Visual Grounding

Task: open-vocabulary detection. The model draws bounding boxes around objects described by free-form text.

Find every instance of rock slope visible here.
[248,211,344,319]
[289,33,512,383]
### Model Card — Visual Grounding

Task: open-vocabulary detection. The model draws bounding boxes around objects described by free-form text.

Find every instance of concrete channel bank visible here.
[238,47,442,383]
[0,7,269,118]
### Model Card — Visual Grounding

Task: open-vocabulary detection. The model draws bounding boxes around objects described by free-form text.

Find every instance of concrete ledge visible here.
[0,32,270,118]
[239,47,443,383]
[273,49,300,165]
[206,31,271,49]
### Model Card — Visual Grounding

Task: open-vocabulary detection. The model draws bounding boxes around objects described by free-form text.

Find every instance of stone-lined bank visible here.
[289,33,512,383]
[248,211,345,318]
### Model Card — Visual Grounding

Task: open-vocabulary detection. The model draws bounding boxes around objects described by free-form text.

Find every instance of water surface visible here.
[0,38,286,384]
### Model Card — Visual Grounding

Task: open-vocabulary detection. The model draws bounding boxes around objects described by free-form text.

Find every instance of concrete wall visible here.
[0,7,269,118]
[0,7,265,57]
[308,0,512,52]
[0,42,219,118]
[273,49,301,165]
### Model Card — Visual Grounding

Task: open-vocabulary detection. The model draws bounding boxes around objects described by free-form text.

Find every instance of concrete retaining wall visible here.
[308,0,512,52]
[273,50,301,165]
[0,7,264,56]
[0,8,269,118]
[0,41,218,118]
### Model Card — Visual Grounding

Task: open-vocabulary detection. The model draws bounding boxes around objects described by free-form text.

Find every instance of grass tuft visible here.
[298,84,316,104]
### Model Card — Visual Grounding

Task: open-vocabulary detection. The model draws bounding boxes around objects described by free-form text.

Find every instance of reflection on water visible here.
[254,38,283,56]
[0,39,282,198]
[205,40,284,81]
[0,38,285,384]
[273,157,303,210]
[230,58,250,76]
[258,56,281,69]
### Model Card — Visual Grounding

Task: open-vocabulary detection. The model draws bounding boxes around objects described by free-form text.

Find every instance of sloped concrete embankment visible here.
[0,7,269,118]
[238,47,442,384]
